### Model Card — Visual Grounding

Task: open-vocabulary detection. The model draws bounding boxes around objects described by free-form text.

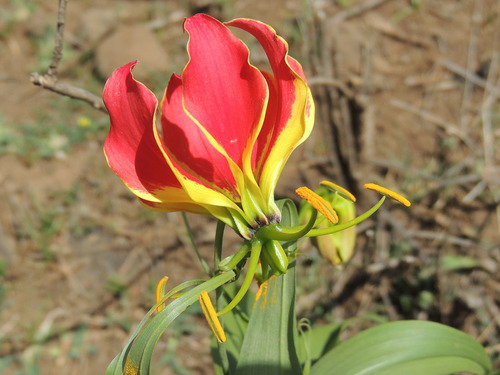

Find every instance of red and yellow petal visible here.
[161,73,239,201]
[182,14,268,175]
[178,14,271,223]
[227,19,315,208]
[103,61,188,203]
[152,118,253,225]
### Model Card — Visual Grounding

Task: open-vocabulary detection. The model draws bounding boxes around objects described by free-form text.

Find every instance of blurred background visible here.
[0,0,499,374]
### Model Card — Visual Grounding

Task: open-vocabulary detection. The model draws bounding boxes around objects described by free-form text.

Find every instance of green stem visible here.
[214,220,226,271]
[306,197,385,237]
[256,209,318,242]
[217,239,263,316]
[218,241,251,272]
[182,212,212,276]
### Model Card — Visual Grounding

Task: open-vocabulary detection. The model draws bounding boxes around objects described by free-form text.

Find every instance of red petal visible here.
[251,71,278,170]
[161,74,238,200]
[182,14,268,169]
[226,19,307,169]
[103,61,183,200]
[227,19,314,207]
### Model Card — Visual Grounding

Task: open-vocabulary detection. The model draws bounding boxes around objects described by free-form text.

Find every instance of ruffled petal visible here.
[250,71,278,171]
[103,61,191,204]
[227,19,315,208]
[182,14,268,174]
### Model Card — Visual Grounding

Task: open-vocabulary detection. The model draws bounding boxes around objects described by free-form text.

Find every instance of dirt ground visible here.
[0,0,499,374]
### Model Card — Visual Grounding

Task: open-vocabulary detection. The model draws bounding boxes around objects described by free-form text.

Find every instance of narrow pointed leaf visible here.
[106,272,235,375]
[105,278,206,375]
[235,199,301,375]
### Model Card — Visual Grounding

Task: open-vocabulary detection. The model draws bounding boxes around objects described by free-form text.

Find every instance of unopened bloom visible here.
[299,184,357,265]
[103,14,314,239]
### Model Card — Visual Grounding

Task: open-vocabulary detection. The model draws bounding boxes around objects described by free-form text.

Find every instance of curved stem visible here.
[257,209,318,242]
[218,241,251,272]
[217,239,262,316]
[183,212,212,276]
[306,197,385,237]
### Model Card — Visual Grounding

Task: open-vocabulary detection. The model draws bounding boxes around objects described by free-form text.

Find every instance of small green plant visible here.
[29,25,72,73]
[0,99,107,162]
[106,274,128,298]
[0,259,6,312]
[337,0,352,7]
[18,196,62,262]
[0,0,36,39]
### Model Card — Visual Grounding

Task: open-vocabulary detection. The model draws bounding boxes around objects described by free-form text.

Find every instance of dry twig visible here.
[478,8,500,232]
[442,60,500,98]
[307,76,355,98]
[332,0,395,23]
[459,0,482,131]
[390,98,469,144]
[30,0,107,112]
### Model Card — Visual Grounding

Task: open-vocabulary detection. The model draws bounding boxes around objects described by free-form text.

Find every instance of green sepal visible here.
[262,240,289,275]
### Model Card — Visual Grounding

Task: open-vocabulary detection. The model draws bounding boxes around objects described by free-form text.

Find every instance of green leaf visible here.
[310,320,492,375]
[441,254,479,272]
[234,199,302,375]
[105,271,235,375]
[298,320,342,369]
[212,282,254,375]
[298,313,389,374]
[234,263,301,375]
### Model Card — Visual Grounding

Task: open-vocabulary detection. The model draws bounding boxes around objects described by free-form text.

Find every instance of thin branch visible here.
[442,59,500,98]
[407,230,475,247]
[332,0,394,23]
[30,0,107,113]
[360,44,375,164]
[480,54,498,167]
[48,0,68,77]
[31,73,106,112]
[459,0,482,131]
[390,98,468,143]
[307,76,355,98]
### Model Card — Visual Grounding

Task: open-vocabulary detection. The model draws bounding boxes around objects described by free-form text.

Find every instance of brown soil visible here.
[0,0,499,374]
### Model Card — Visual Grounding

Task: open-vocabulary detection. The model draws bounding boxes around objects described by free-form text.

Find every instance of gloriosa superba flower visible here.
[104,14,411,319]
[103,14,314,240]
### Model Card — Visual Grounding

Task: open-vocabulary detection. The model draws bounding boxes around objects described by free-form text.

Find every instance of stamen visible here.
[320,180,357,202]
[296,187,339,224]
[199,291,226,343]
[124,358,139,375]
[155,276,169,313]
[364,183,411,207]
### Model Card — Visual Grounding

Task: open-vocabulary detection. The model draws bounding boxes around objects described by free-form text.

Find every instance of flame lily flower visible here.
[103,14,314,239]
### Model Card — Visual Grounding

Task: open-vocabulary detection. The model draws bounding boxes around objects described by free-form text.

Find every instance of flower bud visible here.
[300,186,356,265]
